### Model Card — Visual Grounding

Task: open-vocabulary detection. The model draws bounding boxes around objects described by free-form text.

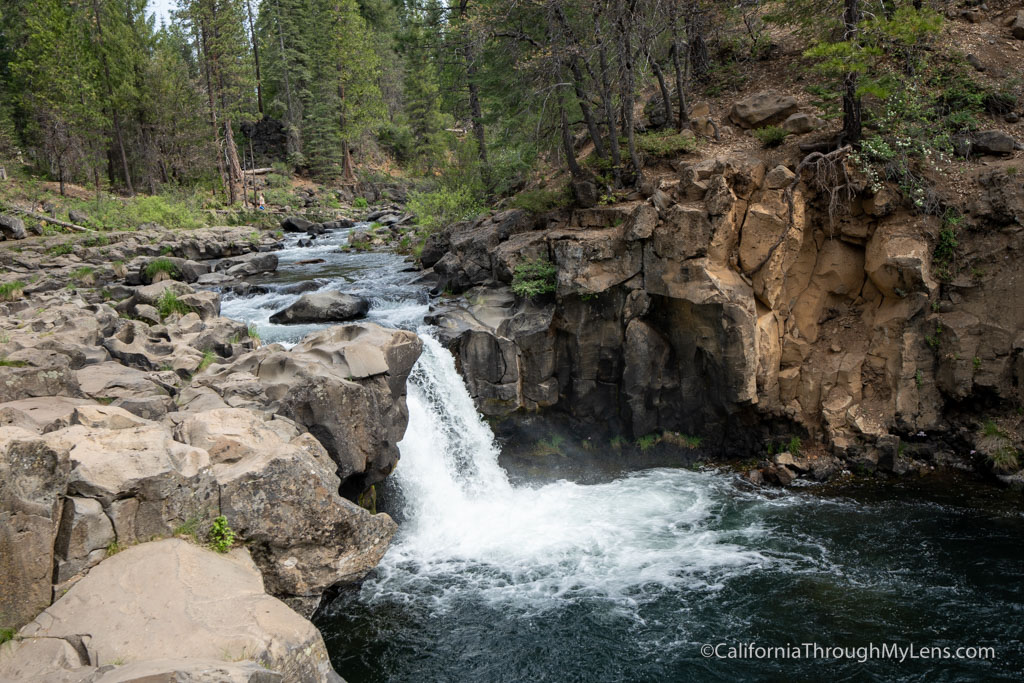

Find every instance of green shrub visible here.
[786,436,802,456]
[636,131,698,157]
[408,187,484,233]
[353,197,368,209]
[754,126,788,148]
[145,257,180,281]
[156,290,193,319]
[0,627,15,645]
[511,257,557,298]
[247,324,260,341]
[0,280,25,301]
[48,243,73,256]
[510,186,572,214]
[208,515,235,553]
[264,172,291,189]
[636,434,660,451]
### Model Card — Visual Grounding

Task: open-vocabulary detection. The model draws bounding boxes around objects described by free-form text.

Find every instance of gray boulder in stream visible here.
[269,290,370,324]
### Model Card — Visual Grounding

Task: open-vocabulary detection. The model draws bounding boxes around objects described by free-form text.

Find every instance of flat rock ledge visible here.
[0,539,342,682]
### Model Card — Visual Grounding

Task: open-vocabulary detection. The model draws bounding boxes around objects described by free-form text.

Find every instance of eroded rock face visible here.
[204,323,422,494]
[0,539,340,682]
[424,151,1024,481]
[0,403,398,626]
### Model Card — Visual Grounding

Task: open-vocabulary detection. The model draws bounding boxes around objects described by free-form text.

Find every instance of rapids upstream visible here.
[221,224,1024,681]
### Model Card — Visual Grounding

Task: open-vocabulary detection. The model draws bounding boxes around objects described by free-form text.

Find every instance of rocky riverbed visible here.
[0,220,419,680]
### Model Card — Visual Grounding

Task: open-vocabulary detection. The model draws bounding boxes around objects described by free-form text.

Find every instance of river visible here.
[221,225,1024,682]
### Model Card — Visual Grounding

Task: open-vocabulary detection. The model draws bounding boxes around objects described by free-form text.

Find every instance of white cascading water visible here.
[366,333,774,611]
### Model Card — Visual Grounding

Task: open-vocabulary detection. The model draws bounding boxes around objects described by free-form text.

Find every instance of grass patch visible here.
[662,432,703,449]
[144,257,180,281]
[786,436,802,457]
[0,627,15,645]
[982,420,1004,438]
[754,125,788,148]
[353,196,369,209]
[511,257,557,299]
[636,130,698,157]
[196,349,216,373]
[0,280,25,302]
[156,290,193,319]
[0,357,28,367]
[247,324,260,341]
[532,434,565,457]
[71,266,95,283]
[47,243,73,256]
[173,516,201,541]
[636,434,660,451]
[989,445,1020,473]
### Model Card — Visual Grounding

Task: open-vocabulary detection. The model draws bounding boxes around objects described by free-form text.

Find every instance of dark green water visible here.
[316,470,1024,682]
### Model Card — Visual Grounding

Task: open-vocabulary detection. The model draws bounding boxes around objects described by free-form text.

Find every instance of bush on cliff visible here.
[408,187,484,233]
[511,257,557,299]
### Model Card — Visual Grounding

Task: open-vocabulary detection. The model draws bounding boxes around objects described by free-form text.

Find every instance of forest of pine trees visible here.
[0,1,974,207]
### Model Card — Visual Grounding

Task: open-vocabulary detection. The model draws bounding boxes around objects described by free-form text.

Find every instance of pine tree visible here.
[11,0,104,194]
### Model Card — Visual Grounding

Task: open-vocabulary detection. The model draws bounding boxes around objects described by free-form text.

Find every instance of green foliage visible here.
[71,266,95,282]
[511,257,557,299]
[173,517,201,541]
[609,435,627,450]
[145,258,180,281]
[208,515,236,553]
[0,358,29,368]
[786,436,802,457]
[982,420,1004,438]
[532,434,565,457]
[753,126,788,148]
[510,187,571,214]
[247,324,260,341]
[48,244,73,256]
[636,434,659,451]
[915,369,923,388]
[408,187,483,233]
[973,357,982,371]
[353,197,368,209]
[196,349,216,373]
[635,131,697,157]
[156,290,193,319]
[662,432,703,449]
[989,446,1020,472]
[0,281,25,301]
[0,627,15,645]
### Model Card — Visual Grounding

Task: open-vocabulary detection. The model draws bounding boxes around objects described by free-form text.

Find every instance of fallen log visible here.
[11,206,94,233]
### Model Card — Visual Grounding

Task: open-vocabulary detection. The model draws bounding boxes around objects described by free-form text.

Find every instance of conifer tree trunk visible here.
[842,0,862,144]
[246,0,264,116]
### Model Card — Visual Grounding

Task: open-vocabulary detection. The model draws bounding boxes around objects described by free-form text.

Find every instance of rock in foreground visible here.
[0,538,341,682]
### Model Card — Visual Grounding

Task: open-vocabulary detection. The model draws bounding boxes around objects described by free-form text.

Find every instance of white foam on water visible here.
[367,334,776,612]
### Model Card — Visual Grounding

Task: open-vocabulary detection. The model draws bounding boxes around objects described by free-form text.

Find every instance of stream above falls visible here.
[221,225,1024,682]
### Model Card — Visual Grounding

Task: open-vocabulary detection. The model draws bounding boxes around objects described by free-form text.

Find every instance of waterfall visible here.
[369,331,771,610]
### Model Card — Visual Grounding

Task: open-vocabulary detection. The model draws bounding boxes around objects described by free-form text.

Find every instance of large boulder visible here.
[175,408,396,606]
[204,324,422,494]
[217,251,279,278]
[729,91,799,129]
[0,539,340,682]
[971,130,1017,156]
[0,214,27,240]
[1012,10,1024,40]
[269,290,370,324]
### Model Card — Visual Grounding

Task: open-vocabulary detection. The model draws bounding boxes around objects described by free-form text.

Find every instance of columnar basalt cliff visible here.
[423,153,1024,484]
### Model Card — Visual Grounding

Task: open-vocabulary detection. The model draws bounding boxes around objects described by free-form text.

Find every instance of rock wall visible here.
[424,155,1024,482]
